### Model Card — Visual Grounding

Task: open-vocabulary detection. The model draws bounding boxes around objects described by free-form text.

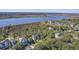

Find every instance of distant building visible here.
[48,27,52,30]
[32,34,37,42]
[55,32,60,38]
[70,24,74,28]
[74,24,79,31]
[66,40,72,47]
[55,32,63,38]
[72,34,79,40]
[48,20,52,25]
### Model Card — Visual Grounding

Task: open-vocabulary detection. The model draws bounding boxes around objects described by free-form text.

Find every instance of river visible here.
[0,15,69,27]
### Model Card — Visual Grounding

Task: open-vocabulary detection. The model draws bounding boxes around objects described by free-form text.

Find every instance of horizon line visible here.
[0,9,79,13]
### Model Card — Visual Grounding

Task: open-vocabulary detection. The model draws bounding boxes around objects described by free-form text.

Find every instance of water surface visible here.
[0,15,69,27]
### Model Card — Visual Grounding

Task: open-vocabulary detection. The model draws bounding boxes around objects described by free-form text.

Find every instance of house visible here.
[74,24,79,31]
[32,34,37,42]
[67,43,72,47]
[66,40,72,47]
[0,39,11,49]
[15,37,30,49]
[48,27,52,30]
[20,37,29,48]
[68,30,72,32]
[7,36,17,45]
[72,34,79,40]
[70,24,74,28]
[55,32,63,39]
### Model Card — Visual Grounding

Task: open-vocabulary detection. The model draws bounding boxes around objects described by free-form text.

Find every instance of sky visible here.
[0,9,79,13]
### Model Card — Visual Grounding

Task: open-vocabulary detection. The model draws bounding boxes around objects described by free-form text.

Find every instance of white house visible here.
[48,27,52,30]
[55,32,63,39]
